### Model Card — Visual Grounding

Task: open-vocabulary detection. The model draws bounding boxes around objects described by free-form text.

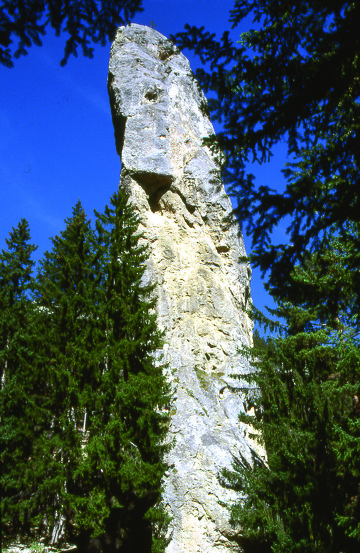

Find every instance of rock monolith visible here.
[108,24,254,553]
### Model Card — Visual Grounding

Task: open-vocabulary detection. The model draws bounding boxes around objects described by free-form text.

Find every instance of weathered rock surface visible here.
[108,24,254,553]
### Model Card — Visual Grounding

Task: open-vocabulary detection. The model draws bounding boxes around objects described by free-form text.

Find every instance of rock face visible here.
[108,24,254,553]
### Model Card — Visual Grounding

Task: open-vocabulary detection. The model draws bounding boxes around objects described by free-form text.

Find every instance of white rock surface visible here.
[108,24,254,553]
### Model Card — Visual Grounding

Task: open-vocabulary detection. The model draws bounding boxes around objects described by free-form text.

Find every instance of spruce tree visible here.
[175,7,360,548]
[29,200,103,542]
[223,225,360,553]
[1,193,170,552]
[0,219,37,384]
[1,0,143,68]
[0,220,39,539]
[72,189,170,552]
[174,1,360,296]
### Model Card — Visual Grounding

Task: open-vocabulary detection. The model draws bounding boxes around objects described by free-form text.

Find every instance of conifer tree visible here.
[174,1,360,296]
[1,193,170,552]
[72,189,170,552]
[0,220,39,538]
[223,225,360,553]
[0,219,37,383]
[175,6,360,547]
[1,0,143,68]
[28,200,103,542]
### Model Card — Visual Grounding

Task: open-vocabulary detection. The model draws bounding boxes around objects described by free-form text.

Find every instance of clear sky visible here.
[1,0,288,316]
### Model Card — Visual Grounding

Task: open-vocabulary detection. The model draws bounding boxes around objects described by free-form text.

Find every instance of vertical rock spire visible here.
[108,24,254,553]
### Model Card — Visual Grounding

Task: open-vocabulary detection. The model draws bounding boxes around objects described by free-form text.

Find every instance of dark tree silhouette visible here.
[1,0,143,67]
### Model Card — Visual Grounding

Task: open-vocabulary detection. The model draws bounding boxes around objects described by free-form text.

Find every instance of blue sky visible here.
[0,0,288,317]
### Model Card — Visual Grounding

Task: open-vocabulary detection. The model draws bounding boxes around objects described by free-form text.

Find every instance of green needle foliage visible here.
[175,6,360,549]
[223,225,360,553]
[1,191,170,552]
[1,0,144,68]
[174,0,360,296]
[73,189,171,551]
[0,218,37,388]
[29,200,104,542]
[0,220,38,538]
